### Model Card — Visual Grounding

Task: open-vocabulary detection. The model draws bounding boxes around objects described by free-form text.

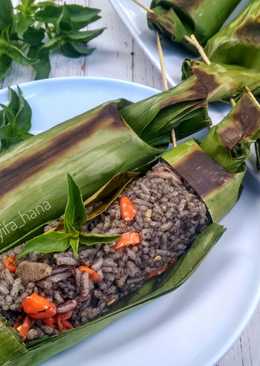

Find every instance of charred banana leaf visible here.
[123,61,260,145]
[164,91,260,221]
[0,63,259,252]
[182,59,260,101]
[0,87,211,252]
[0,100,158,252]
[148,0,241,48]
[206,0,260,70]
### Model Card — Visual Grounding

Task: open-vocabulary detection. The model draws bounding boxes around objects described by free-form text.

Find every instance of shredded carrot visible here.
[43,317,56,327]
[43,311,73,329]
[120,196,137,221]
[147,266,167,279]
[57,311,73,331]
[16,316,31,340]
[59,311,73,320]
[57,315,65,331]
[79,266,102,283]
[113,232,141,250]
[3,255,16,273]
[29,303,57,320]
[22,293,56,319]
[62,320,73,330]
[57,317,73,331]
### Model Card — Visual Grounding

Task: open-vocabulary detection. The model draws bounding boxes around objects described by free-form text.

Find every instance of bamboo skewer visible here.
[156,33,176,148]
[130,0,154,14]
[131,0,211,68]
[156,33,169,91]
[184,34,211,65]
[230,98,236,107]
[245,87,260,108]
[184,35,241,110]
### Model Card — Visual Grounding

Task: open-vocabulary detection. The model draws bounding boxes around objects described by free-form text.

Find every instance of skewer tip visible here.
[184,34,211,65]
[245,87,260,108]
[156,33,169,91]
[131,0,154,15]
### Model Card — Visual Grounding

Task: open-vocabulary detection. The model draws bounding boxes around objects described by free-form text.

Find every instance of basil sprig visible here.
[19,174,119,258]
[0,86,32,151]
[0,0,105,81]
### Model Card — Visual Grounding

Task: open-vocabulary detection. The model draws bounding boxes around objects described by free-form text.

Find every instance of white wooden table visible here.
[5,1,260,365]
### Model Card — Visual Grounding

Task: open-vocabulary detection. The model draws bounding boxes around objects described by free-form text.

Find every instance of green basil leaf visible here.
[15,86,32,131]
[57,5,73,32]
[66,28,105,42]
[64,174,86,233]
[14,13,34,36]
[0,0,13,31]
[0,105,15,125]
[41,36,61,50]
[60,42,82,58]
[0,124,30,151]
[23,27,45,46]
[28,45,51,79]
[69,234,80,257]
[19,231,71,258]
[8,87,20,116]
[61,42,94,58]
[4,87,32,131]
[64,5,101,29]
[79,232,119,247]
[0,55,12,80]
[0,110,5,128]
[70,42,95,56]
[0,87,32,151]
[35,5,62,24]
[0,39,32,65]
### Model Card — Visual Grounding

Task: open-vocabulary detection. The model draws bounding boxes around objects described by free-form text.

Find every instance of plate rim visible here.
[0,76,259,366]
[0,75,161,95]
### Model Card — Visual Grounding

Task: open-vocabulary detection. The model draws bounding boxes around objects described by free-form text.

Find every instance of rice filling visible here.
[0,162,209,341]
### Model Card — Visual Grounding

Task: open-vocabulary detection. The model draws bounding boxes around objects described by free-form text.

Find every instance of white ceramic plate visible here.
[110,0,250,85]
[1,77,260,366]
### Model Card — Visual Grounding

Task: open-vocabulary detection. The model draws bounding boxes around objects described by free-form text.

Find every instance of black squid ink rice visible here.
[0,162,209,341]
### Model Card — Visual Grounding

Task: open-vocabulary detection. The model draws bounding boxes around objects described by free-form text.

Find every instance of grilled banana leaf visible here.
[164,91,260,221]
[206,0,260,70]
[0,84,211,252]
[0,62,259,252]
[148,0,241,48]
[182,59,260,101]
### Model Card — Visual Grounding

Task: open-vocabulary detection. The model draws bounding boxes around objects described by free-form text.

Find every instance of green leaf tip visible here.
[0,87,32,152]
[64,173,86,233]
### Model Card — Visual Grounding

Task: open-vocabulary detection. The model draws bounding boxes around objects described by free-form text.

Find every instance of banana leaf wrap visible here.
[0,92,258,366]
[148,0,241,48]
[0,82,214,253]
[122,61,260,146]
[206,0,260,70]
[164,91,260,221]
[0,223,224,366]
[182,59,260,101]
[0,61,259,250]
